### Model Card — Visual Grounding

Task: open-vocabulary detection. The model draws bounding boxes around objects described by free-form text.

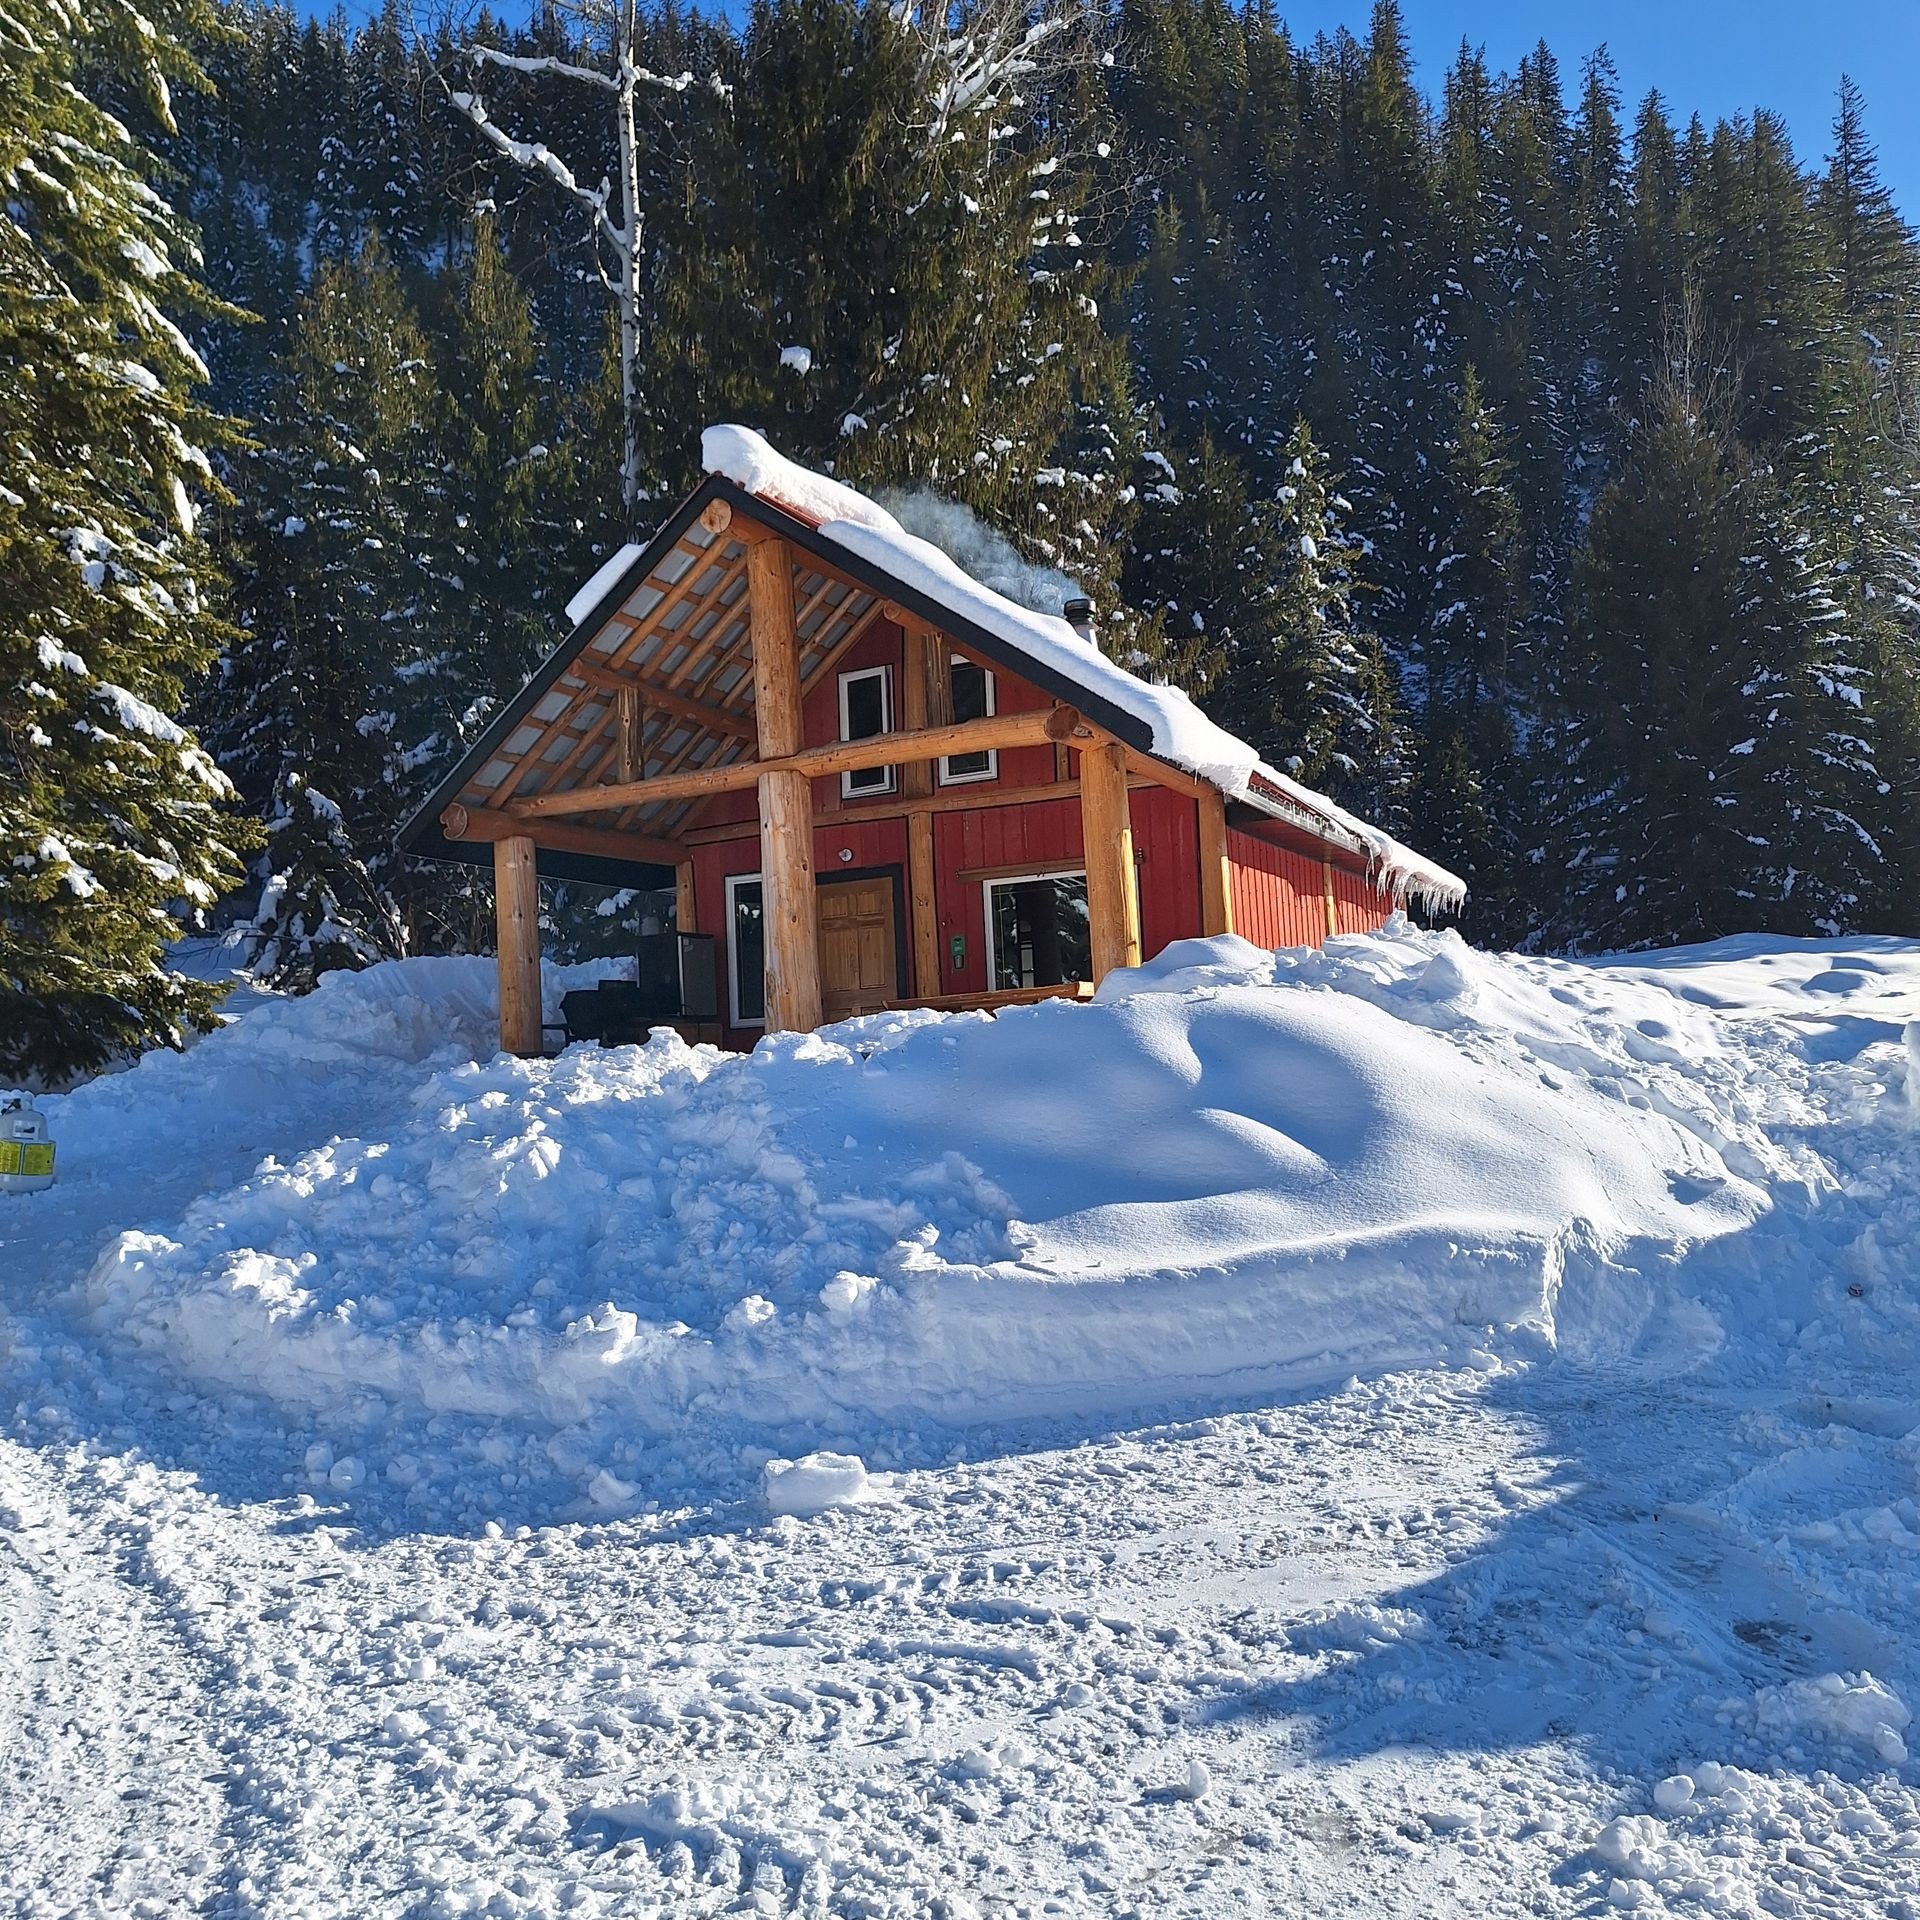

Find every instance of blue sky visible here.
[326,0,1919,213]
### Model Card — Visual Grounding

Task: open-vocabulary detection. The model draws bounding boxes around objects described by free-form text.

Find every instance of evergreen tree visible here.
[434,214,577,712]
[1812,78,1920,921]
[1548,346,1882,947]
[214,236,449,983]
[1425,367,1530,724]
[1418,367,1531,931]
[0,0,253,1080]
[1123,432,1271,701]
[1252,419,1407,820]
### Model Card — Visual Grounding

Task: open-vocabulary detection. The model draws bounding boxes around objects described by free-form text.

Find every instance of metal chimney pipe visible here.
[1063,595,1096,646]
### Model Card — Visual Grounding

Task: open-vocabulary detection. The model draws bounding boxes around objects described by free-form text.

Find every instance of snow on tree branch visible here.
[899,0,1084,146]
[446,88,625,252]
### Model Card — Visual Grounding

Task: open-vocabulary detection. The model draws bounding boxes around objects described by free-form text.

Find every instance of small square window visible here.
[941,657,997,784]
[839,665,895,798]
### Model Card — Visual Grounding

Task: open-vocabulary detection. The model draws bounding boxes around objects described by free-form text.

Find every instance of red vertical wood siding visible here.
[1226,829,1328,950]
[1331,861,1393,936]
[1135,785,1202,959]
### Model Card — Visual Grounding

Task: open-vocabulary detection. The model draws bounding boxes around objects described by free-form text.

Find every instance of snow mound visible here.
[20,924,1915,1527]
[764,1451,875,1517]
[1752,1672,1912,1765]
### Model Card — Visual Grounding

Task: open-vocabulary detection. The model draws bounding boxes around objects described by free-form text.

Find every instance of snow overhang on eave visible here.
[702,477,1160,758]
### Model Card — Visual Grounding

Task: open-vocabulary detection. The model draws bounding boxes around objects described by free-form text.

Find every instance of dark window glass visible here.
[732,879,765,1022]
[841,669,892,793]
[988,874,1090,989]
[843,671,887,738]
[945,659,993,779]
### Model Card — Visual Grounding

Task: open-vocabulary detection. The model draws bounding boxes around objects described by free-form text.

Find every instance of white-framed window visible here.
[940,655,997,785]
[726,871,766,1027]
[838,664,895,798]
[984,868,1092,990]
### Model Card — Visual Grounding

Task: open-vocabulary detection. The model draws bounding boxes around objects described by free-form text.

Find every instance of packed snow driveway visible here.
[3,926,1918,1917]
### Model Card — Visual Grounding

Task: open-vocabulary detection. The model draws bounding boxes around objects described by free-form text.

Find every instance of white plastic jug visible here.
[1,1096,55,1193]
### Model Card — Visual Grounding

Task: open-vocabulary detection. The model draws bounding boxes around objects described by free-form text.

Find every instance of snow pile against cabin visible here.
[699,426,1465,910]
[16,923,1908,1530]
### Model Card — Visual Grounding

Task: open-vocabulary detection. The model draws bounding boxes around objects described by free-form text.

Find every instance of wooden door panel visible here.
[818,876,898,1019]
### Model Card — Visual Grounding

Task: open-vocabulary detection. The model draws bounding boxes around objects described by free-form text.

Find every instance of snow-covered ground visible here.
[3,924,1918,1917]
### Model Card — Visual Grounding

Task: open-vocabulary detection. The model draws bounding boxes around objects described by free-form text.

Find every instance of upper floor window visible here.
[838,664,895,798]
[940,656,996,785]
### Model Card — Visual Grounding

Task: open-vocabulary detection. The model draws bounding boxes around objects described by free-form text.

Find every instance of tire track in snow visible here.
[0,1442,228,1918]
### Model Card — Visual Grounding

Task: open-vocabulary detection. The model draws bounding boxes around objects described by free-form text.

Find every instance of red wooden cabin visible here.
[400,429,1464,1055]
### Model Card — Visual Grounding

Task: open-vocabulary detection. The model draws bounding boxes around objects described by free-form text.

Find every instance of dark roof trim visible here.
[1225,801,1371,876]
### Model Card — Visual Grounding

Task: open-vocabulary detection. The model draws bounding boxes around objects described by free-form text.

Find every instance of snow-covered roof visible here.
[701,425,1465,911]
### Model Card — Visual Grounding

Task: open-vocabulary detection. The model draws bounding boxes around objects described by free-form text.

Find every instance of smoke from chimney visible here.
[877,489,1084,619]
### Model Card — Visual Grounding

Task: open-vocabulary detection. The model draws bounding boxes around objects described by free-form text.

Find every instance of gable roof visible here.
[398,428,1466,912]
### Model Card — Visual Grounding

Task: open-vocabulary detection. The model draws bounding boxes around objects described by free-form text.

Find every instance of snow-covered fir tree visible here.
[213,235,450,984]
[1415,368,1534,935]
[1548,354,1884,949]
[1249,419,1407,822]
[0,0,253,1080]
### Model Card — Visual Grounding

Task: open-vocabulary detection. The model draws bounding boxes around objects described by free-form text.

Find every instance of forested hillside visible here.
[7,0,1919,1076]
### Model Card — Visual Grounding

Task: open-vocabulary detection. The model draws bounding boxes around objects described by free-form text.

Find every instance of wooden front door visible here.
[817,875,899,1022]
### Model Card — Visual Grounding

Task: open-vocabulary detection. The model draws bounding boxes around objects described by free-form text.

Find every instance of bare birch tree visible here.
[445,0,1090,514]
[446,0,719,514]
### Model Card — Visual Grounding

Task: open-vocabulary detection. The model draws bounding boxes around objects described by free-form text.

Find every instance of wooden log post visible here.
[909,809,940,995]
[675,859,696,935]
[1322,856,1338,940]
[1198,787,1234,938]
[1079,740,1141,983]
[747,537,823,1034]
[898,618,942,992]
[494,835,543,1055]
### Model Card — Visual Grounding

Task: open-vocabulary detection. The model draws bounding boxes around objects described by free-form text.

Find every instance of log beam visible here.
[1122,749,1210,803]
[1079,740,1141,983]
[677,770,1166,846]
[570,662,756,742]
[748,536,822,1034]
[442,804,684,869]
[509,706,1082,820]
[493,835,543,1056]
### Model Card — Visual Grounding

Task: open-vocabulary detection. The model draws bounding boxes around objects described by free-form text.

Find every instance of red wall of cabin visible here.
[1331,860,1391,935]
[1225,825,1398,948]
